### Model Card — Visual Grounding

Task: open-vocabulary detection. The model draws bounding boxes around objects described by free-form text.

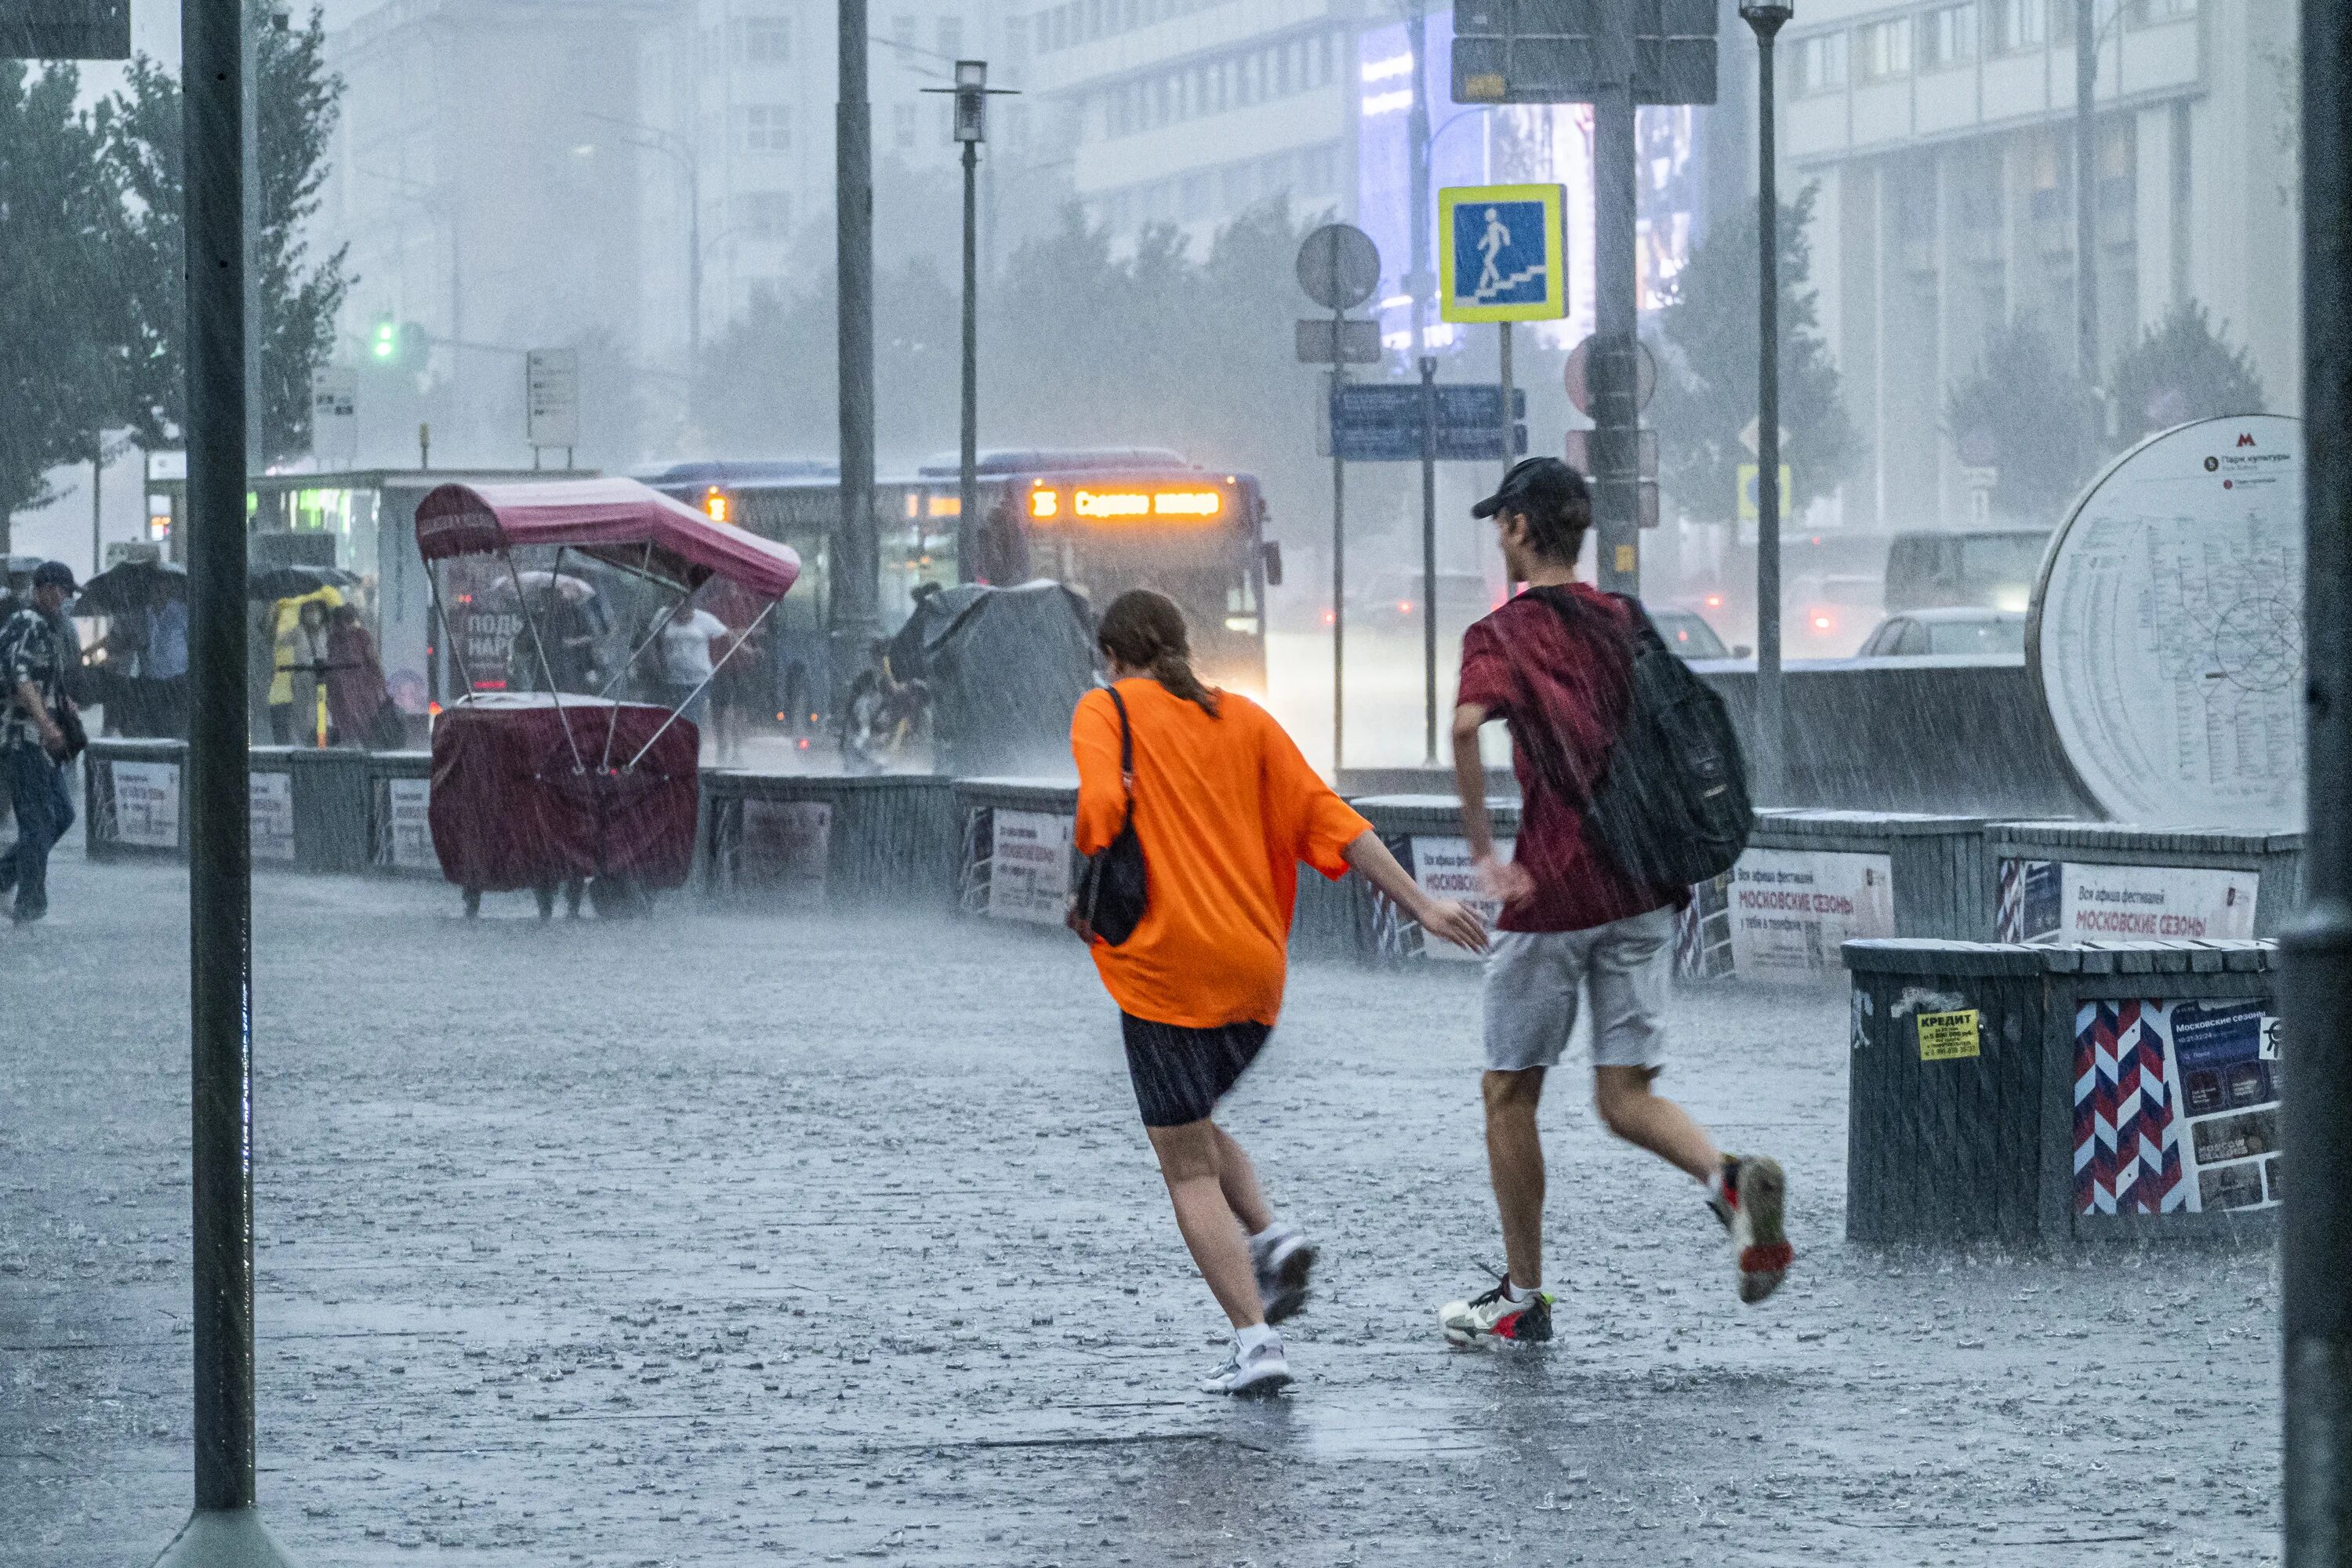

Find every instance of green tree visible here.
[101,2,351,463]
[2105,299,2266,446]
[0,60,128,549]
[1945,316,2098,522]
[1646,183,1860,522]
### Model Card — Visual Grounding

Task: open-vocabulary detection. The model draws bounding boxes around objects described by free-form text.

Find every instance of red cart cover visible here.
[428,695,700,892]
[414,477,800,600]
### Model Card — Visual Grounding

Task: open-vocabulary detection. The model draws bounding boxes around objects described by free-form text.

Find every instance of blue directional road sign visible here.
[1438,183,1569,324]
[1330,384,1528,463]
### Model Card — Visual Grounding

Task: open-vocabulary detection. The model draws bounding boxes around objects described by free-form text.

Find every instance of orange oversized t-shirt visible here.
[1072,680,1370,1029]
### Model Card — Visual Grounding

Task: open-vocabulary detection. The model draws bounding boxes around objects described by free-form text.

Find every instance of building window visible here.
[1795,31,1848,94]
[894,102,917,151]
[741,106,790,152]
[2129,0,2195,21]
[891,13,916,62]
[1302,141,1337,194]
[1856,17,1911,81]
[1920,5,1976,69]
[1989,0,2048,55]
[1006,14,1029,60]
[736,16,789,64]
[938,16,963,58]
[736,190,793,238]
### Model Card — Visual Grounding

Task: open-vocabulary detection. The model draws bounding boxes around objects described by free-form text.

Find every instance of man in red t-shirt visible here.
[1436,458,1791,1346]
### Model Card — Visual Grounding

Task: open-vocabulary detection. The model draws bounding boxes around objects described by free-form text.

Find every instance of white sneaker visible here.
[1200,1332,1293,1396]
[1250,1225,1317,1324]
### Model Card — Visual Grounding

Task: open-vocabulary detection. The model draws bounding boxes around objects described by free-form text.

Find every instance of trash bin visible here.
[1843,938,2279,1250]
[704,771,960,911]
[281,747,372,873]
[953,777,1078,927]
[83,738,187,861]
[1989,822,2302,942]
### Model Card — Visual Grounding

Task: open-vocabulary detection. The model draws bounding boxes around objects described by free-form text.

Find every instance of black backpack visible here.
[1525,588,1752,889]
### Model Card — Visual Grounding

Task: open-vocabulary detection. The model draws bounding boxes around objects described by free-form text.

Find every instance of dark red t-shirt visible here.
[1455,583,1675,934]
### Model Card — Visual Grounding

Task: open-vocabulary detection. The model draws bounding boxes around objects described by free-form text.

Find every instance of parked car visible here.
[1647,607,1733,659]
[1857,607,2028,658]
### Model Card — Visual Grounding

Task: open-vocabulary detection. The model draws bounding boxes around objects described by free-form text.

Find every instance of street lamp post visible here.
[2285,6,2352,1559]
[584,114,702,358]
[835,0,880,692]
[1740,1,1791,808]
[925,61,1017,542]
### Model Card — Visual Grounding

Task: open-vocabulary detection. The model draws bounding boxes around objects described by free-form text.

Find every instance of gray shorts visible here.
[1481,906,1675,1073]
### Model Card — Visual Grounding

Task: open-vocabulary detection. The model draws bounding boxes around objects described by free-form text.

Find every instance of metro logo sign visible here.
[2238,434,2257,447]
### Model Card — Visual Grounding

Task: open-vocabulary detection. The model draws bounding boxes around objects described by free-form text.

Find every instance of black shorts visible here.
[1120,1013,1272,1128]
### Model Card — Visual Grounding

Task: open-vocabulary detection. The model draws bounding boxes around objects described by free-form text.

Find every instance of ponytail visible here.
[1098,589,1220,718]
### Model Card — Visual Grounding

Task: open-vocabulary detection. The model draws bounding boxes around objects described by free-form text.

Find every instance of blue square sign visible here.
[1438,183,1568,323]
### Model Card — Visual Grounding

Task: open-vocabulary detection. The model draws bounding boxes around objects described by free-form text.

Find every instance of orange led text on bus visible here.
[1029,486,1222,522]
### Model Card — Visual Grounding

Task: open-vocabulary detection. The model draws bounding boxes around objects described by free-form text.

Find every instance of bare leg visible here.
[1209,1123,1275,1236]
[1593,1065,1720,1183]
[1482,1068,1548,1291]
[1146,1120,1265,1330]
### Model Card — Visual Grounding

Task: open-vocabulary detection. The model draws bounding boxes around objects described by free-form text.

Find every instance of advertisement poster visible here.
[2073,999,2281,1216]
[1675,871,1734,981]
[109,760,180,849]
[1998,858,2258,944]
[1406,836,1515,963]
[737,800,831,906]
[250,771,296,862]
[987,809,1073,925]
[1726,850,1896,984]
[383,779,435,872]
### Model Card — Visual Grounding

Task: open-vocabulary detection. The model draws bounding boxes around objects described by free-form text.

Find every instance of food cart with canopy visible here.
[412,477,800,915]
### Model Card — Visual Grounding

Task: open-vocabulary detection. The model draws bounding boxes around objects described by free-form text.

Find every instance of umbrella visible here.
[488,569,597,604]
[249,564,359,601]
[75,559,188,618]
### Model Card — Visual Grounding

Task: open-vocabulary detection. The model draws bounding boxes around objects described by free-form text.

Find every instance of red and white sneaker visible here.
[1708,1155,1793,1305]
[1439,1273,1553,1345]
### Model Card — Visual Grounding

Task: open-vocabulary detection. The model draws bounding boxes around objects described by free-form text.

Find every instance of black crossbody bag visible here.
[1073,686,1149,946]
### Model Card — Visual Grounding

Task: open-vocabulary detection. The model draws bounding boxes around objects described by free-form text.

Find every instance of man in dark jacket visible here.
[0,562,82,924]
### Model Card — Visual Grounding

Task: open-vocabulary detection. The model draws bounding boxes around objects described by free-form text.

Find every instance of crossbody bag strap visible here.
[1105,684,1136,829]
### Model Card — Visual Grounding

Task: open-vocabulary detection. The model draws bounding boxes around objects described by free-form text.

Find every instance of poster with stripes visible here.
[2073,999,2280,1216]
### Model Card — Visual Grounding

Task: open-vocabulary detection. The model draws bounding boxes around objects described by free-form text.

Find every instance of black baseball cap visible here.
[31,561,78,593]
[1472,456,1589,520]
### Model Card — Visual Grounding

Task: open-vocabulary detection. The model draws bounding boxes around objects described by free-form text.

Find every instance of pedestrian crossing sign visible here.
[1438,183,1568,324]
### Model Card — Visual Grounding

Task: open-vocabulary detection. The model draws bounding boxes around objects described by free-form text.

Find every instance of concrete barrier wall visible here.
[1844,938,2278,1250]
[703,772,960,912]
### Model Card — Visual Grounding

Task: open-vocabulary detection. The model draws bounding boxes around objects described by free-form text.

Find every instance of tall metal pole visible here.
[1406,3,1432,369]
[1744,4,1789,806]
[960,138,979,535]
[2074,0,2097,395]
[833,0,879,701]
[1330,310,1347,776]
[688,155,702,361]
[241,0,262,478]
[2285,5,2352,1559]
[1592,88,1639,596]
[1497,322,1513,486]
[91,441,104,579]
[151,2,296,1566]
[1420,354,1439,764]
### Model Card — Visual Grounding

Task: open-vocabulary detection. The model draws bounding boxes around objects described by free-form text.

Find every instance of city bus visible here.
[641,449,1275,718]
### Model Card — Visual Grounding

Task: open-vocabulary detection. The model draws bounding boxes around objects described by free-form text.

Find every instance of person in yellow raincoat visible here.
[267,586,343,745]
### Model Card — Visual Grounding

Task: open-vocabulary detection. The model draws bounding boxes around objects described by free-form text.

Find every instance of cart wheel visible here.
[564,879,585,919]
[589,875,644,920]
[534,884,557,921]
[463,887,482,919]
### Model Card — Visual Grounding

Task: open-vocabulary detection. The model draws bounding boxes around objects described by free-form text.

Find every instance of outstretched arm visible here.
[1341,829,1488,954]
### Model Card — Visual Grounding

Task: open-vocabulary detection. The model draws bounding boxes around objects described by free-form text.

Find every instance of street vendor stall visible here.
[413,477,800,916]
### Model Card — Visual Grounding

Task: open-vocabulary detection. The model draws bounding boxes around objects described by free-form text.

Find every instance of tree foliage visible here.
[100,2,351,463]
[2105,299,2266,447]
[1944,316,2098,523]
[692,200,1328,490]
[1646,183,1860,521]
[0,62,129,536]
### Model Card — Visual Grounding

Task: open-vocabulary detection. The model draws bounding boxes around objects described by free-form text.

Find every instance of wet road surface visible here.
[2,849,2278,1565]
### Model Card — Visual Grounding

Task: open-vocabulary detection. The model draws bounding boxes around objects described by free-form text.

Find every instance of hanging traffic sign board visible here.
[1438,184,1569,324]
[1452,0,1719,106]
[0,0,128,57]
[1296,318,1384,365]
[1329,384,1527,463]
[525,349,581,449]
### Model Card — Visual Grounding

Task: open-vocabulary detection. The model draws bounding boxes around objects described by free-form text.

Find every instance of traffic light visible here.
[368,317,430,367]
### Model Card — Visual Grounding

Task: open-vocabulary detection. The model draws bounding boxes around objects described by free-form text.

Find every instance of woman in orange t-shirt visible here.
[1072,590,1486,1396]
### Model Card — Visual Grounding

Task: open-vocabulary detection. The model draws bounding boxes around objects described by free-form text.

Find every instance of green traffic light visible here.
[372,321,397,358]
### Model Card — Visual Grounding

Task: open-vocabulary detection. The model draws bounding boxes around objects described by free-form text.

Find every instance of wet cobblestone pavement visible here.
[2,850,2279,1566]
